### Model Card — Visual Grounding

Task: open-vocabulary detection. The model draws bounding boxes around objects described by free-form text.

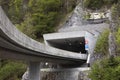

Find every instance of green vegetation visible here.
[84,0,104,10]
[111,2,120,27]
[0,0,79,79]
[89,56,120,80]
[1,0,120,80]
[90,1,120,80]
[95,29,110,55]
[0,60,26,80]
[84,12,91,19]
[1,0,79,40]
[116,28,120,52]
[111,2,120,53]
[84,0,119,10]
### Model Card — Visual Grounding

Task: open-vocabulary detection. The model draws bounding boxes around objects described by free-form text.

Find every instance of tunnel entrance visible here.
[47,37,86,53]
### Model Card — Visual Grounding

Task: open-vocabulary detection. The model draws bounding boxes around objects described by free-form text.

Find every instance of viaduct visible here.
[0,6,109,80]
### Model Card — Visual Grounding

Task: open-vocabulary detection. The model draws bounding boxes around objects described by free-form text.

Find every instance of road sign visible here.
[85,40,88,44]
[85,44,89,50]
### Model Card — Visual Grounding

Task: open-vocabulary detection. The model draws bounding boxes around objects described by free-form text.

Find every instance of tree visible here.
[84,0,119,10]
[89,57,120,80]
[84,0,104,9]
[1,0,79,40]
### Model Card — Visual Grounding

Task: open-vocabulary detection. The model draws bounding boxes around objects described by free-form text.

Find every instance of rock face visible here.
[42,71,78,80]
[109,20,117,56]
[41,70,90,80]
[22,69,91,80]
[109,33,116,56]
[59,3,84,30]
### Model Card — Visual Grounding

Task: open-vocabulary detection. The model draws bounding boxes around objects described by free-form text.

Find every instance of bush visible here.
[2,0,79,40]
[0,61,26,80]
[89,57,120,80]
[95,29,110,55]
[84,0,104,10]
[84,0,119,10]
[116,28,120,52]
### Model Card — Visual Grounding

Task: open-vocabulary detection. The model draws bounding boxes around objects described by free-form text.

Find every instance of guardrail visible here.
[86,18,108,24]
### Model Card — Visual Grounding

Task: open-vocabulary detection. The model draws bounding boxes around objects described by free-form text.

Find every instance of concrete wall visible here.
[41,68,90,80]
[44,31,95,54]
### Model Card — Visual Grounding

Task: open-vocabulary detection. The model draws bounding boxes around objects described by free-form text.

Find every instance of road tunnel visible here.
[47,37,86,53]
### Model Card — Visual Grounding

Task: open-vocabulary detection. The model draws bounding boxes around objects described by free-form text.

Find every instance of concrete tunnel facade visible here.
[43,31,95,54]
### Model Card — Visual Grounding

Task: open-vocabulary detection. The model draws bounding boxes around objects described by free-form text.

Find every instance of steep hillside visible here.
[84,0,118,10]
[88,1,120,80]
[1,0,80,40]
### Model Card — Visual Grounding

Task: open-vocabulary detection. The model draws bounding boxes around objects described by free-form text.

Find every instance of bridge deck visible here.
[0,6,87,64]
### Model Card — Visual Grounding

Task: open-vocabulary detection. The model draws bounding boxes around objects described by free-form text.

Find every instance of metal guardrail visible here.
[86,18,108,24]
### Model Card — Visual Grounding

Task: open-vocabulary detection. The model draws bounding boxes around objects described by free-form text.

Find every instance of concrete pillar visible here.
[28,62,40,80]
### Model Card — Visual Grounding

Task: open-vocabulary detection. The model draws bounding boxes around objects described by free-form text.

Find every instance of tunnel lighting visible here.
[45,62,48,65]
[69,43,72,45]
[79,42,82,44]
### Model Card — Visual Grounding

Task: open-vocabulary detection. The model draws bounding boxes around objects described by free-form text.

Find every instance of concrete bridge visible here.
[0,5,109,80]
[0,6,88,80]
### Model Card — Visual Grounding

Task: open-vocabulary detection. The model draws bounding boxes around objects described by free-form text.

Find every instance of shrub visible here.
[89,57,120,80]
[84,0,119,10]
[95,29,110,55]
[84,0,104,10]
[116,28,120,52]
[0,61,26,80]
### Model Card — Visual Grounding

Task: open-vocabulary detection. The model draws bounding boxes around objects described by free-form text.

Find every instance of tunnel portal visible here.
[47,37,86,53]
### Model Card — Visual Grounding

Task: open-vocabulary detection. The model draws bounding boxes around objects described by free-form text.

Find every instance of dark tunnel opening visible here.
[47,37,87,53]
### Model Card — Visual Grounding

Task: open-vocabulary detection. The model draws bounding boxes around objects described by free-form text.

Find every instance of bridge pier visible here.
[29,62,41,80]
